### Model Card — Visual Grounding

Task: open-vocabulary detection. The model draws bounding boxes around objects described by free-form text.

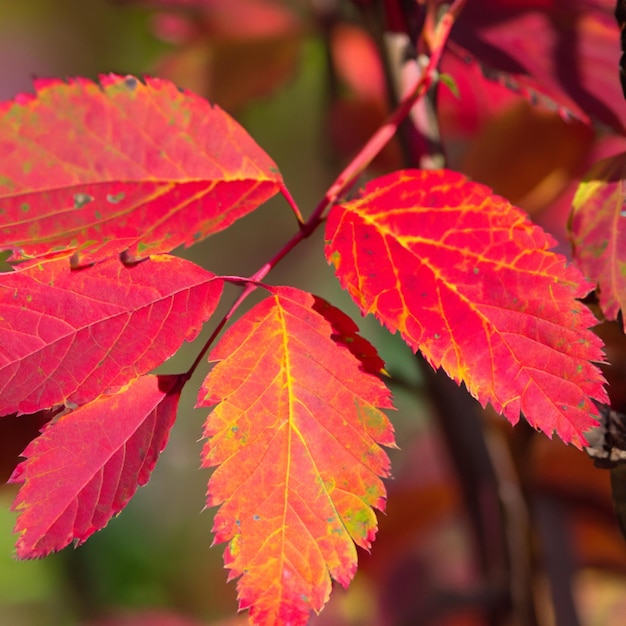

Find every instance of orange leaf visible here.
[197,286,395,625]
[10,374,183,558]
[325,169,607,447]
[570,151,626,328]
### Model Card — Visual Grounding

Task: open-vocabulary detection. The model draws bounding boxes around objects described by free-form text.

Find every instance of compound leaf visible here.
[10,374,183,559]
[325,169,607,447]
[197,286,395,625]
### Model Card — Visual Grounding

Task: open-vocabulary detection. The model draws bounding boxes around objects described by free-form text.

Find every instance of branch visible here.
[185,0,467,379]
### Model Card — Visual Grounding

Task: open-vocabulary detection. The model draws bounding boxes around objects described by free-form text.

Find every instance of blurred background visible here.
[1,1,626,625]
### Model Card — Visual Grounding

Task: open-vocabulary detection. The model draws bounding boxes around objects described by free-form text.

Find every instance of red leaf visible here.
[0,74,282,265]
[325,169,607,447]
[0,254,222,415]
[570,151,626,328]
[9,374,182,559]
[197,287,395,625]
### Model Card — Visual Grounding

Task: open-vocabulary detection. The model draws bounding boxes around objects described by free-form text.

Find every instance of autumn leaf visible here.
[570,152,626,328]
[0,74,283,265]
[0,254,223,415]
[325,169,607,447]
[10,374,183,559]
[197,286,395,625]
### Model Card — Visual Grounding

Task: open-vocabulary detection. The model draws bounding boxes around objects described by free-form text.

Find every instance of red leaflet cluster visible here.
[0,72,614,626]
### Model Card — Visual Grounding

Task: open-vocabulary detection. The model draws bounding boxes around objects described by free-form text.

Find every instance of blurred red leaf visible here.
[0,254,223,415]
[146,0,302,110]
[327,24,402,170]
[325,169,607,446]
[439,43,590,141]
[171,0,299,39]
[10,374,183,559]
[197,286,395,625]
[125,0,299,38]
[331,23,385,102]
[0,74,282,265]
[452,0,624,132]
[155,35,301,112]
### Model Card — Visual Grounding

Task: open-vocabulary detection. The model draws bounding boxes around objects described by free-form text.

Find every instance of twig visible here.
[184,0,468,379]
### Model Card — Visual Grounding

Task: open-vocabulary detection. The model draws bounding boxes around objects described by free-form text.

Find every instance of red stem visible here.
[184,0,466,380]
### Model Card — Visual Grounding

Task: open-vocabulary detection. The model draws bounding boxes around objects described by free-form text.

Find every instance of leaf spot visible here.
[106,192,125,204]
[74,193,94,209]
[21,202,29,212]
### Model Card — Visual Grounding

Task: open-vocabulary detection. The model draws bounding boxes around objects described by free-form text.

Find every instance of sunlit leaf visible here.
[197,286,395,625]
[10,374,183,558]
[0,255,222,415]
[0,74,282,265]
[325,169,607,447]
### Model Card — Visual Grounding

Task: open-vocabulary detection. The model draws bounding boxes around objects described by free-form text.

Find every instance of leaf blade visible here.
[325,169,607,447]
[197,287,395,625]
[0,254,223,415]
[10,374,183,559]
[0,74,282,264]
